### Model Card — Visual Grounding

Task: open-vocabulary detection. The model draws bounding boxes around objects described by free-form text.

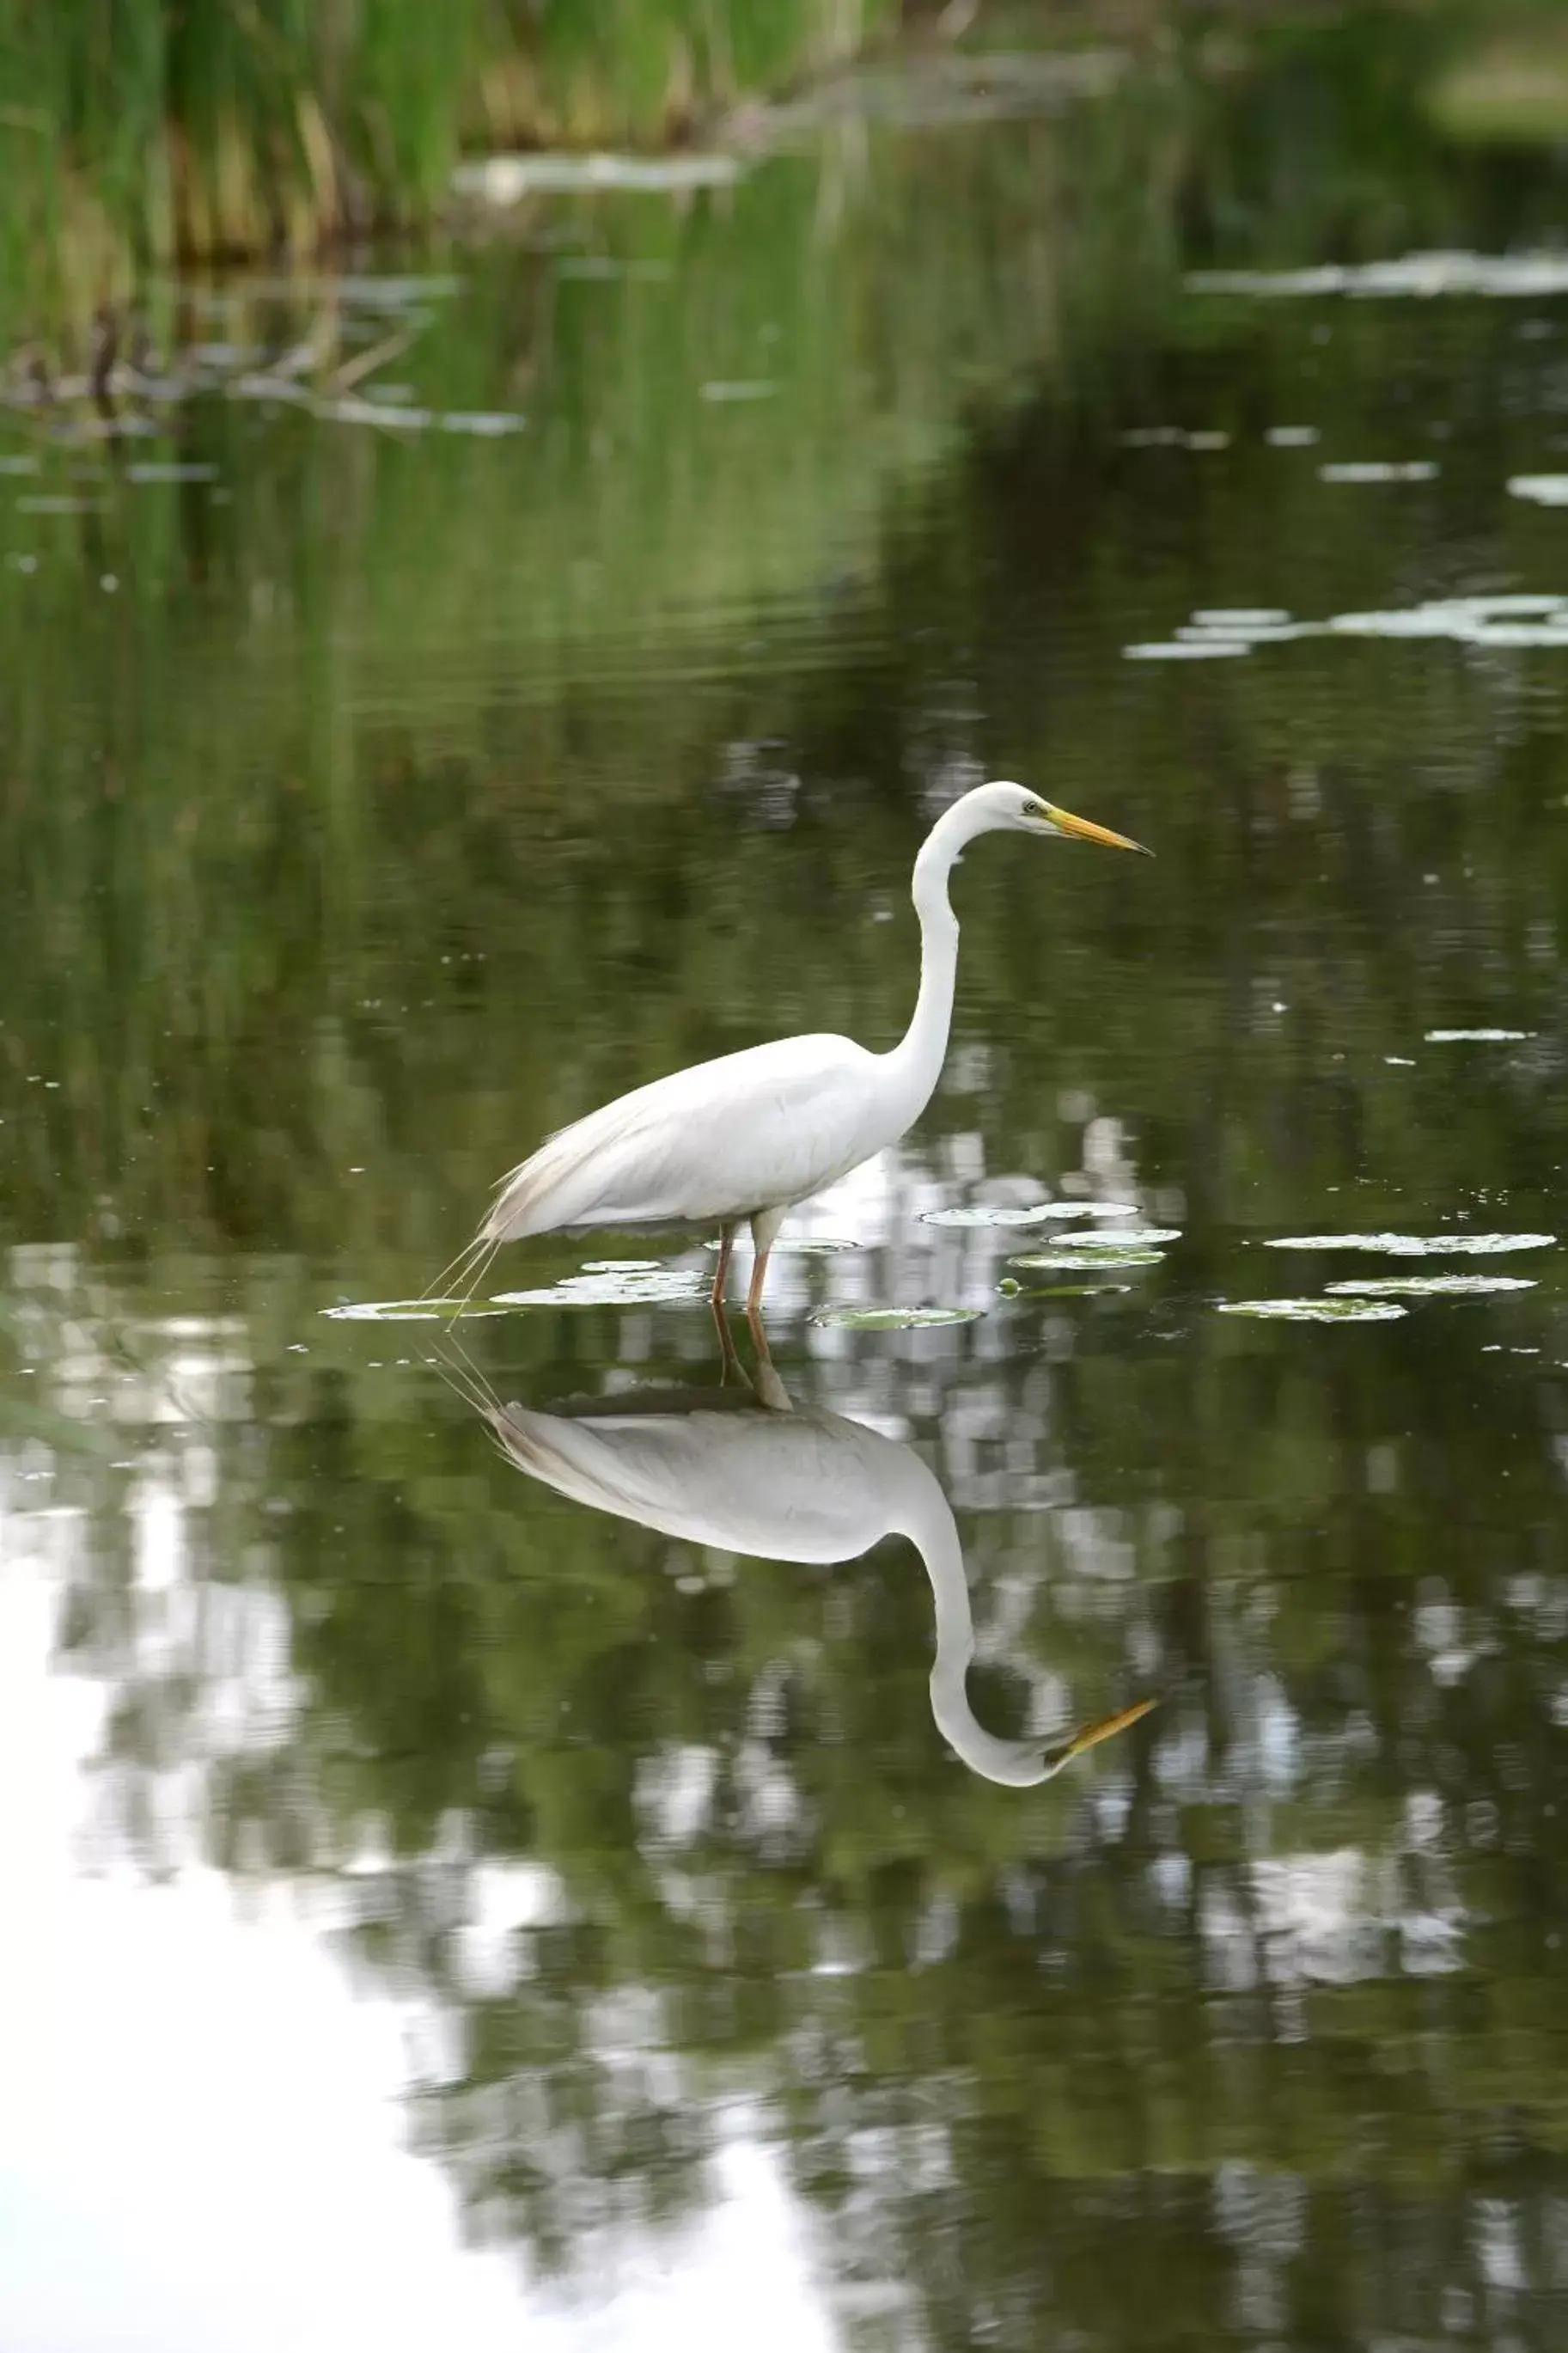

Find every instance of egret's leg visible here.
[746,1206,786,1363]
[710,1223,735,1310]
[710,1222,743,1383]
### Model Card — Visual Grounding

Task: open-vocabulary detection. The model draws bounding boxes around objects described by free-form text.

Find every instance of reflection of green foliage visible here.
[6,15,1568,2346]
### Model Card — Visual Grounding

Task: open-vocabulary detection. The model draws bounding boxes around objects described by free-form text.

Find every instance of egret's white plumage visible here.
[438,780,1149,1321]
[450,1369,1154,1787]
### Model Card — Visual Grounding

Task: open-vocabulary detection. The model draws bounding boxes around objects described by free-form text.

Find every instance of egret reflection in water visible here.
[440,1351,1154,1788]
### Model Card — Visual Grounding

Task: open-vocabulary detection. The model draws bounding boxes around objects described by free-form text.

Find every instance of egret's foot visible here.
[745,1301,790,1408]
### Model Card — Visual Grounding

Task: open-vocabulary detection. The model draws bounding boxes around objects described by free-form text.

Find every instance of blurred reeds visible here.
[0,0,894,319]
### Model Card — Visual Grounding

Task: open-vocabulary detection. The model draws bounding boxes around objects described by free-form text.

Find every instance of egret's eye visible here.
[1023,798,1051,822]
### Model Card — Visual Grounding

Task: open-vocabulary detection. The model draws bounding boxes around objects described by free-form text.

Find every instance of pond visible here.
[2,18,1566,2351]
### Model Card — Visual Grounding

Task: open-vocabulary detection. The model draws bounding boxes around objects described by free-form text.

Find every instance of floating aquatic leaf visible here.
[1508,475,1568,506]
[1218,1298,1407,1322]
[0,455,40,475]
[924,1199,1148,1228]
[1046,1225,1180,1249]
[1008,1248,1165,1270]
[704,1235,857,1255]
[495,1269,707,1306]
[1328,608,1457,638]
[1444,595,1568,619]
[1034,1200,1144,1220]
[1191,608,1294,628]
[322,1298,505,1322]
[808,1305,983,1329]
[1266,425,1320,446]
[1453,620,1568,649]
[1325,1275,1537,1297]
[1124,639,1250,661]
[1424,1028,1534,1042]
[1264,1232,1554,1256]
[1319,461,1438,484]
[1189,252,1568,301]
[922,1201,1052,1227]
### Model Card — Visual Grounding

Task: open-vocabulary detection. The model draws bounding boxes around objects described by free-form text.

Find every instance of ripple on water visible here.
[1264,1232,1555,1256]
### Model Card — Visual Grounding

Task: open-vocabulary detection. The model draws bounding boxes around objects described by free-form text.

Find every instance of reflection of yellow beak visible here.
[1046,803,1153,858]
[1059,1695,1158,1762]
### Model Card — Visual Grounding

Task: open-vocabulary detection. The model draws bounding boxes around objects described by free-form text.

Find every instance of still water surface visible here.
[3,26,1568,2351]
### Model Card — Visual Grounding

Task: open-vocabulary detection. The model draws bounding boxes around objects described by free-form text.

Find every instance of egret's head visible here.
[985,779,1152,855]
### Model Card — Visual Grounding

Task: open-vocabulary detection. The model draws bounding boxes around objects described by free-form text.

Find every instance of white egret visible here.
[445,1361,1154,1788]
[436,782,1149,1334]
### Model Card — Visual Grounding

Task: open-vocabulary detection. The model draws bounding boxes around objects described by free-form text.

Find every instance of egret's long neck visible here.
[882,804,969,1112]
[890,1448,1047,1788]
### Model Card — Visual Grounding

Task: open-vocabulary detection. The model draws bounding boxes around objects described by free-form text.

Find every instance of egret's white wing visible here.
[485,1031,882,1238]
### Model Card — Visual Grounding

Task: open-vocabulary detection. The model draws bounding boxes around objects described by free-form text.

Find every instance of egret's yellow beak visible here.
[1056,1696,1158,1763]
[1045,803,1153,858]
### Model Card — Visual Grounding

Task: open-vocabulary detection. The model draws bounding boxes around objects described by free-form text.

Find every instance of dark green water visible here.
[3,25,1568,2352]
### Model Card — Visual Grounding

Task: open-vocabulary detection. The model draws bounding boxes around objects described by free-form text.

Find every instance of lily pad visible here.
[921,1201,1054,1227]
[998,1278,1134,1298]
[1507,474,1568,506]
[1264,1232,1554,1256]
[1319,461,1438,484]
[706,1235,858,1255]
[1008,1248,1165,1270]
[1325,1275,1537,1297]
[1217,1298,1407,1323]
[322,1297,506,1322]
[1046,1225,1180,1249]
[808,1305,983,1330]
[1125,639,1251,661]
[494,1269,707,1307]
[1423,1028,1534,1043]
[1192,607,1293,628]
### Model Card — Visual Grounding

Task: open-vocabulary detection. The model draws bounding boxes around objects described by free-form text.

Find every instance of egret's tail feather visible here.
[420,1227,498,1311]
[454,1233,502,1322]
